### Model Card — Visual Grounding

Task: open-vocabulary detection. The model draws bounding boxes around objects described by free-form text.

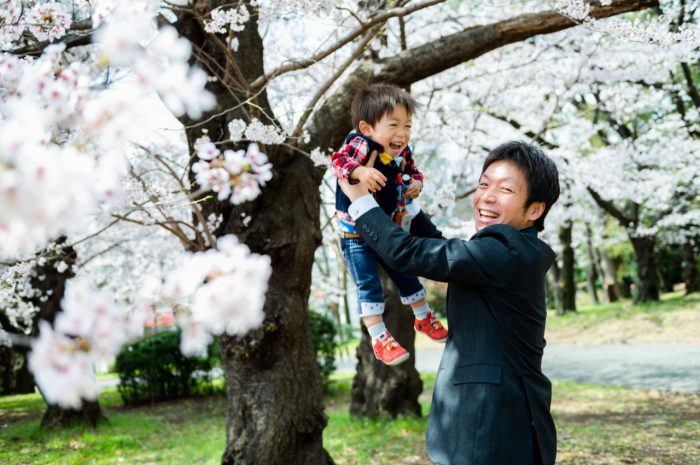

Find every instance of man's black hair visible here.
[482,141,560,231]
[351,83,415,130]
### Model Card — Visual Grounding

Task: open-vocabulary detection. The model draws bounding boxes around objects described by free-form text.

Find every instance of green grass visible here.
[546,291,700,343]
[1,373,698,465]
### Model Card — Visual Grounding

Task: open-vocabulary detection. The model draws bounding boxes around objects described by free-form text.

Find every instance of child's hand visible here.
[352,164,386,193]
[405,180,422,199]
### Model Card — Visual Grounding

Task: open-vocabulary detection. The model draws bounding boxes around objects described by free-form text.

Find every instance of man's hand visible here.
[339,178,370,202]
[405,180,422,199]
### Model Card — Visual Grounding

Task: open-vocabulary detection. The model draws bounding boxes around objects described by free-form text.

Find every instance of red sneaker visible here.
[372,331,410,366]
[414,312,448,343]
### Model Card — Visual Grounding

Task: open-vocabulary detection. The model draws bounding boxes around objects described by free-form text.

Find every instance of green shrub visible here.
[115,328,221,405]
[308,310,338,389]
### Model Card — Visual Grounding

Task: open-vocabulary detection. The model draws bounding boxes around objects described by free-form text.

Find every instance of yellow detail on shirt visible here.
[378,151,393,165]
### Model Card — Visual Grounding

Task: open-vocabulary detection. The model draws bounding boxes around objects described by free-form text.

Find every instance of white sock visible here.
[412,303,430,320]
[367,322,387,342]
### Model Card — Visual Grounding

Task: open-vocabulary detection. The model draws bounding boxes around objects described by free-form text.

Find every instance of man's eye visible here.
[501,187,513,193]
[479,182,488,188]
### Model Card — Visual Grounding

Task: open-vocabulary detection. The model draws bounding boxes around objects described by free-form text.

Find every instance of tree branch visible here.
[304,0,657,153]
[586,186,631,226]
[248,0,446,93]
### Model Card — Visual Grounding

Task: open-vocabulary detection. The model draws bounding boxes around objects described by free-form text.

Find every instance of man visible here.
[340,141,560,465]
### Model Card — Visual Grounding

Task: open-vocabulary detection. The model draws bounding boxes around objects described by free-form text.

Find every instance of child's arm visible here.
[331,137,386,192]
[403,148,424,199]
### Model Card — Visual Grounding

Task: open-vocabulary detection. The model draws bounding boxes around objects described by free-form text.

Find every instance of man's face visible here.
[360,105,412,157]
[472,160,543,231]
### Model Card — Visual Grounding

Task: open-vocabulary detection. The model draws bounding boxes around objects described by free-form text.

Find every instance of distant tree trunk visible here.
[548,260,563,313]
[557,224,576,314]
[584,225,600,305]
[683,242,699,294]
[0,346,34,395]
[27,239,107,429]
[629,236,660,302]
[350,270,422,418]
[596,248,620,302]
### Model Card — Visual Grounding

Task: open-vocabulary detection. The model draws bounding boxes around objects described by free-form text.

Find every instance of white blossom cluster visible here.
[252,0,334,21]
[28,279,147,408]
[205,5,250,34]
[151,235,271,356]
[192,140,273,204]
[0,1,71,46]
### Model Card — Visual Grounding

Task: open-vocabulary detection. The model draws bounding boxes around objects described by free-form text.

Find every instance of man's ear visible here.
[527,202,545,222]
[358,120,372,136]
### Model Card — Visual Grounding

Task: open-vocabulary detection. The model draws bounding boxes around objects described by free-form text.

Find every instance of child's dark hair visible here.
[351,83,415,130]
[482,141,560,231]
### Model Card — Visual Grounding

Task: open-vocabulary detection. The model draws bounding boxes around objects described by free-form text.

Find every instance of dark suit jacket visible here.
[354,207,557,465]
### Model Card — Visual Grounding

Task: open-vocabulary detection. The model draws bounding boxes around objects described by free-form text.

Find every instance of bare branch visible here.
[248,0,447,93]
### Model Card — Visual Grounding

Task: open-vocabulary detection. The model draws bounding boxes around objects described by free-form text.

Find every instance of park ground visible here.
[1,292,699,465]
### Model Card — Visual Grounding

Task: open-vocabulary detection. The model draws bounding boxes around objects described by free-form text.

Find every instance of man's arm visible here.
[343,180,518,287]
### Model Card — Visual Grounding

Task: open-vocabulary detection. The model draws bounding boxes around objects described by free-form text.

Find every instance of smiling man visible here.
[339,141,560,465]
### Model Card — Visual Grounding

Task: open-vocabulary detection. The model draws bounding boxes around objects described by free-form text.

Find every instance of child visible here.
[331,83,448,366]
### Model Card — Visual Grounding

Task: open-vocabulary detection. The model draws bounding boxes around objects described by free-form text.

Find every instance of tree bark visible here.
[629,236,660,302]
[557,223,576,314]
[173,4,332,464]
[683,242,699,294]
[595,247,619,303]
[584,225,600,305]
[548,260,563,313]
[350,270,422,418]
[28,239,107,428]
[41,400,105,428]
[0,346,35,395]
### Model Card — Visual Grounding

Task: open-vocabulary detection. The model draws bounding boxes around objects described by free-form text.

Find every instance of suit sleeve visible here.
[409,211,444,239]
[356,207,518,287]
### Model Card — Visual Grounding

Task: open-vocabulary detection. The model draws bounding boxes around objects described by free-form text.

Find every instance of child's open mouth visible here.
[389,142,403,152]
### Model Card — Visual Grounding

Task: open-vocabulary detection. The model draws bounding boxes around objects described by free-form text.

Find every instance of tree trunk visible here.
[350,270,422,418]
[173,5,333,463]
[683,242,699,294]
[584,225,600,305]
[547,260,563,313]
[629,235,660,302]
[0,346,35,395]
[557,224,576,314]
[26,239,107,428]
[595,247,619,303]
[41,400,106,428]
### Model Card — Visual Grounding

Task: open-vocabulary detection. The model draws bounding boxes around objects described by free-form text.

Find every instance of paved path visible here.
[336,343,700,393]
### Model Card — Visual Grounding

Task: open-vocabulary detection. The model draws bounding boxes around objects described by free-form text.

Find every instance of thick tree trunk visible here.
[173,5,333,464]
[26,239,106,428]
[41,400,106,428]
[350,270,422,418]
[629,235,660,302]
[557,224,576,314]
[584,225,600,305]
[683,242,699,294]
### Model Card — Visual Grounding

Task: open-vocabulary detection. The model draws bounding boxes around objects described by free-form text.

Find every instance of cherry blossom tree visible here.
[3,0,686,463]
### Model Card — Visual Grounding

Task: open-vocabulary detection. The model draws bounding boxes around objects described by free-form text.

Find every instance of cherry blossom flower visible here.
[27,1,71,42]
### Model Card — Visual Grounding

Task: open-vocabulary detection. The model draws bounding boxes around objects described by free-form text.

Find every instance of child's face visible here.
[359,105,412,157]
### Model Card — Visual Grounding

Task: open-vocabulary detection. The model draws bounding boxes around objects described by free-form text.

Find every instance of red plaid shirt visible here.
[331,135,424,183]
[331,135,424,223]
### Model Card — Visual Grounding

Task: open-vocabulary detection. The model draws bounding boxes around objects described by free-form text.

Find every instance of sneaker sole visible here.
[385,352,410,366]
[416,329,448,343]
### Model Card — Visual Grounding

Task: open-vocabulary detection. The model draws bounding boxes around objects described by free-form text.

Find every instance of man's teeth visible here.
[480,210,498,218]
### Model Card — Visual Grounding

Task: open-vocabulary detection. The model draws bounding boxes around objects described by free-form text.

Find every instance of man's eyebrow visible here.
[481,172,520,184]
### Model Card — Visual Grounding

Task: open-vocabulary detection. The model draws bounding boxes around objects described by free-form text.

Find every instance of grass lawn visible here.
[545,291,700,344]
[1,373,699,465]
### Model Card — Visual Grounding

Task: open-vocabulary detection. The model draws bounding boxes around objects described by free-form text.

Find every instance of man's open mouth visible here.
[479,209,498,218]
